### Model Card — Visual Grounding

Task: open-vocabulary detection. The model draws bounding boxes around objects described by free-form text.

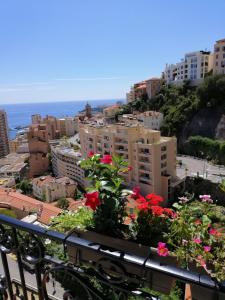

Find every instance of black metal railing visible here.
[0,214,225,300]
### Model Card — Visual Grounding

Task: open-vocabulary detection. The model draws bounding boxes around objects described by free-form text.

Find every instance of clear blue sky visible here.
[0,0,225,104]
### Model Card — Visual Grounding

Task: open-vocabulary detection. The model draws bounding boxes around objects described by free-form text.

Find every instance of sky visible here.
[0,0,225,104]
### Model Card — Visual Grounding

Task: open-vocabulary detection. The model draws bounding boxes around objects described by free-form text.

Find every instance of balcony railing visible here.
[0,214,225,300]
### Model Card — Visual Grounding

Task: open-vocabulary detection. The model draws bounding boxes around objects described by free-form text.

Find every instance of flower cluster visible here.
[80,153,132,235]
[167,194,225,281]
[131,189,175,247]
[134,191,175,218]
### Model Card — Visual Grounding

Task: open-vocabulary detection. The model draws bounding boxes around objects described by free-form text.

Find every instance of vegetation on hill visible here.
[118,75,225,139]
[183,136,225,164]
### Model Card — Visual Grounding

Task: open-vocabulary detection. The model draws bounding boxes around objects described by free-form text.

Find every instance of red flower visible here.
[151,205,164,216]
[88,151,95,158]
[163,208,174,217]
[131,186,141,199]
[137,199,149,211]
[146,193,163,206]
[129,213,136,221]
[85,191,100,210]
[157,242,169,257]
[100,154,112,164]
[128,166,133,171]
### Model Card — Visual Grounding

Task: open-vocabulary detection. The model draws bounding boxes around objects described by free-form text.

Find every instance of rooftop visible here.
[32,175,76,187]
[0,188,62,224]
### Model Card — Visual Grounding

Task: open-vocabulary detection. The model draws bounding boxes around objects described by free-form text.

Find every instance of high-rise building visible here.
[27,124,50,177]
[0,110,10,158]
[164,51,213,85]
[79,123,178,202]
[213,39,225,75]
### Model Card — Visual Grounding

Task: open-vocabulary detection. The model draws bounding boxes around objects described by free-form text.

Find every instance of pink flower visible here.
[194,219,202,225]
[193,238,202,244]
[157,242,169,257]
[197,255,207,268]
[203,246,211,252]
[100,154,112,164]
[88,151,95,158]
[128,166,133,171]
[199,195,213,203]
[85,191,101,210]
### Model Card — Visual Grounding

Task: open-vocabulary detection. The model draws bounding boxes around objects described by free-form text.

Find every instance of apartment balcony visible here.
[0,214,224,299]
[139,159,151,165]
[115,140,128,145]
[115,147,128,153]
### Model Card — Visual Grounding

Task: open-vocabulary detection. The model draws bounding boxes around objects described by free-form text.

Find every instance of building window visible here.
[223,46,225,52]
[223,54,225,58]
[216,62,218,66]
[215,47,220,52]
[216,54,219,59]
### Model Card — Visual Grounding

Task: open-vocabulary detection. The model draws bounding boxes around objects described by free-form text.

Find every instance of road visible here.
[177,155,225,183]
[0,255,62,299]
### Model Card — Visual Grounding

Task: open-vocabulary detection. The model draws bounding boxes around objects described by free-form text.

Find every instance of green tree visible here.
[16,179,32,195]
[56,198,69,210]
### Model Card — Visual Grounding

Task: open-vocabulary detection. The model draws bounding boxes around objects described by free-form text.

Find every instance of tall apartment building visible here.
[146,78,161,99]
[28,124,50,177]
[164,51,213,85]
[213,39,225,75]
[0,110,10,158]
[79,123,177,202]
[51,145,85,188]
[126,77,161,103]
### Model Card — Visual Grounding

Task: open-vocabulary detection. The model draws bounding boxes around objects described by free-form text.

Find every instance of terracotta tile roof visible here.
[67,199,85,210]
[0,188,62,225]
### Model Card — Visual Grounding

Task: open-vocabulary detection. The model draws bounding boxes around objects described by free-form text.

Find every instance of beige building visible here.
[146,78,161,99]
[51,145,85,188]
[79,123,177,202]
[0,110,10,158]
[10,135,29,154]
[213,39,225,75]
[28,124,50,177]
[32,175,77,202]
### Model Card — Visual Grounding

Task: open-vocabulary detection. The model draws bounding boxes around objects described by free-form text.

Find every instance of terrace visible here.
[0,214,224,299]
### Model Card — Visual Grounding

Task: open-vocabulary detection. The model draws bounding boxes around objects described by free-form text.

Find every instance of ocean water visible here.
[1,99,124,139]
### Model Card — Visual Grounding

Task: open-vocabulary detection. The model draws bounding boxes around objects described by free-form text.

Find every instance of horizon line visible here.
[0,98,125,106]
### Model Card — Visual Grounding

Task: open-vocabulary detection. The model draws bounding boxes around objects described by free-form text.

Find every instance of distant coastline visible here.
[1,99,125,140]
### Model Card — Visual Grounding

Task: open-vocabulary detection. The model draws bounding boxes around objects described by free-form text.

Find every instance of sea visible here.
[0,99,125,140]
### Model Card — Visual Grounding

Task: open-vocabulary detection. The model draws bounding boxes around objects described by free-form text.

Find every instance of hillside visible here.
[118,75,225,152]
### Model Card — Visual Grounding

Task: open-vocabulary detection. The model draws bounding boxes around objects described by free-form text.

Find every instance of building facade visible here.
[164,51,213,85]
[137,111,163,130]
[79,123,177,202]
[28,124,50,177]
[32,175,77,202]
[213,39,225,75]
[0,153,29,180]
[51,145,85,188]
[0,110,10,158]
[146,78,161,99]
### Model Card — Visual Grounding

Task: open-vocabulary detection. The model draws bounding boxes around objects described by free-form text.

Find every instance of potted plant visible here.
[51,153,178,294]
[167,195,225,300]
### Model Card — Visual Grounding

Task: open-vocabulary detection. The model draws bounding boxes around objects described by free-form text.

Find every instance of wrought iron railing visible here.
[0,214,224,300]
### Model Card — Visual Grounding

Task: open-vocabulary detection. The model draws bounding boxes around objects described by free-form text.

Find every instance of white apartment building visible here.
[119,111,163,130]
[79,123,177,202]
[51,145,86,188]
[164,51,213,85]
[137,111,163,130]
[213,39,225,75]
